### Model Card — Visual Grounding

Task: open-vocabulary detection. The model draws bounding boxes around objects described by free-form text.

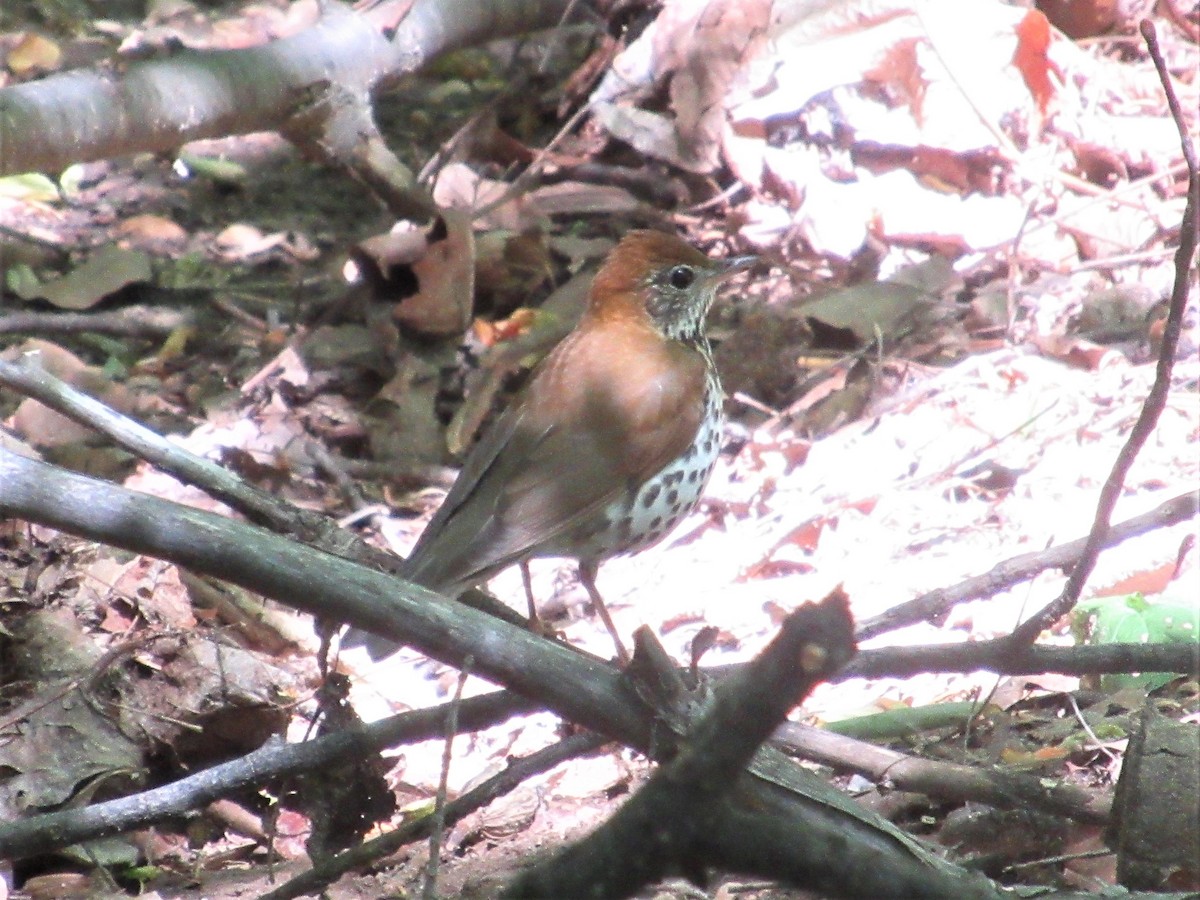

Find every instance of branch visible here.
[0,447,1004,898]
[1008,18,1200,646]
[775,722,1111,825]
[0,0,574,177]
[262,731,608,900]
[0,352,529,628]
[845,634,1199,681]
[855,491,1199,641]
[503,593,856,898]
[0,306,192,339]
[0,690,534,860]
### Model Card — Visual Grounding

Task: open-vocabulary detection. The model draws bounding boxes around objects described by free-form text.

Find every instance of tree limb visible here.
[0,0,574,177]
[0,447,1006,898]
[0,690,535,860]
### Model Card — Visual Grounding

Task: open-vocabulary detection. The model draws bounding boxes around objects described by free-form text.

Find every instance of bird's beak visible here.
[710,254,757,282]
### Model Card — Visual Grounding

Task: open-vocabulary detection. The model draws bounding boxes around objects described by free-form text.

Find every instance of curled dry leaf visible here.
[115,213,190,252]
[1032,334,1129,371]
[214,222,290,260]
[350,208,475,339]
[591,0,770,172]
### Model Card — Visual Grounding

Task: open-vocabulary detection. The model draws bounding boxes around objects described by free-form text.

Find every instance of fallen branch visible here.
[845,627,1199,681]
[503,593,858,898]
[0,689,535,860]
[261,730,608,900]
[0,0,573,179]
[855,490,1199,640]
[0,448,1010,898]
[776,721,1111,825]
[0,352,529,628]
[0,306,192,339]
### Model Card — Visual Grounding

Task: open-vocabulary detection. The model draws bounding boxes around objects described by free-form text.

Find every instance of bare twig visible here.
[0,306,192,338]
[1008,20,1200,646]
[0,353,366,562]
[263,730,608,900]
[774,721,1111,825]
[845,634,1198,682]
[0,690,535,860]
[0,450,1017,898]
[424,657,473,900]
[856,491,1199,640]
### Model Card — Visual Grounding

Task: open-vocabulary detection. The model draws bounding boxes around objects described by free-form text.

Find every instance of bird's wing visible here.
[404,321,708,591]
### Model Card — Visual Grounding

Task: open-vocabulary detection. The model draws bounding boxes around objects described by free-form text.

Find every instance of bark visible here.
[0,0,573,177]
[0,446,1003,898]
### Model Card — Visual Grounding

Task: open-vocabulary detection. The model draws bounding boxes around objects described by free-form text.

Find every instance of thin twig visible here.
[856,490,1198,640]
[0,690,536,860]
[424,656,473,900]
[472,103,591,220]
[0,306,192,338]
[263,730,608,900]
[1008,20,1200,646]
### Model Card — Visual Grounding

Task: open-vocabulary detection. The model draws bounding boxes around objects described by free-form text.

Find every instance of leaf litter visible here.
[0,0,1197,895]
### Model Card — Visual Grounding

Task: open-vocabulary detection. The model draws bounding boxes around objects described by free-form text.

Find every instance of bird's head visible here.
[588,230,755,344]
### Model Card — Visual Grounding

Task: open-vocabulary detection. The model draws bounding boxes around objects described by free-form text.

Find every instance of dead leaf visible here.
[20,873,94,900]
[213,223,288,260]
[13,245,152,310]
[4,340,136,447]
[1012,9,1060,119]
[350,210,475,339]
[852,143,1008,195]
[1068,138,1129,188]
[116,213,189,252]
[591,0,771,172]
[6,32,62,75]
[1032,334,1127,370]
[525,181,642,218]
[473,307,539,348]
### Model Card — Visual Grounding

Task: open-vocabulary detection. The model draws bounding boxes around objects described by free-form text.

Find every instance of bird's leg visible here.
[578,560,631,665]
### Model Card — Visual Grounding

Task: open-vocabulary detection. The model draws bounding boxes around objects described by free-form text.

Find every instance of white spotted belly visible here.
[567,379,723,561]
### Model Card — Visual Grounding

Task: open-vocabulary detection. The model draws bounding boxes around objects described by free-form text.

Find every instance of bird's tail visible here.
[340,626,404,661]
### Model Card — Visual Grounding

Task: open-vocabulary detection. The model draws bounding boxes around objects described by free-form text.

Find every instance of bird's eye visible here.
[667,265,695,290]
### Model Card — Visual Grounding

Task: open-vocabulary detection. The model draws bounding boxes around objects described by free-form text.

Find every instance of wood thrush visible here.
[347,230,753,661]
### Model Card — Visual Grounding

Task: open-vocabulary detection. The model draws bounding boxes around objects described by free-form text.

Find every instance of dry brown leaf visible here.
[1012,9,1060,119]
[116,213,189,251]
[213,223,288,260]
[591,0,770,172]
[3,340,136,447]
[1032,334,1128,370]
[5,32,62,75]
[393,208,475,338]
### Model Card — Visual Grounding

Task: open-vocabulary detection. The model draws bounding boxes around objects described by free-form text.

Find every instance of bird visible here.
[346,230,754,662]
